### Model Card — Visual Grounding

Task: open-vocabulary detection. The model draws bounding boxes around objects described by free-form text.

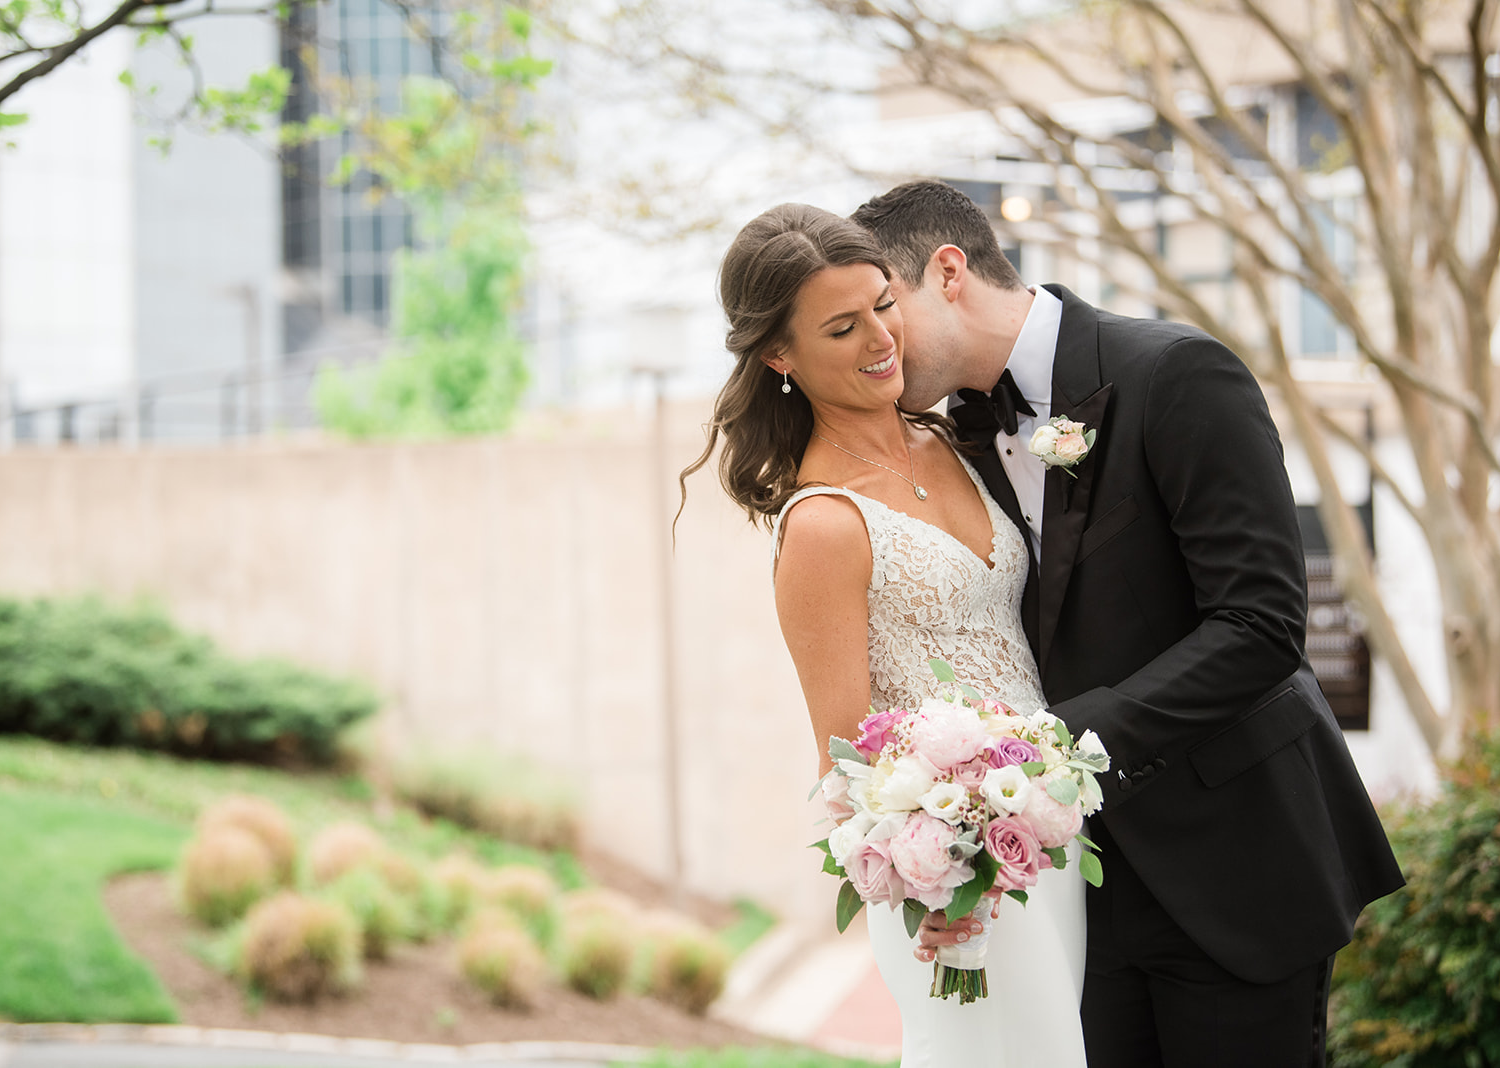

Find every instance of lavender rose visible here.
[889,813,970,910]
[990,737,1042,768]
[984,816,1044,892]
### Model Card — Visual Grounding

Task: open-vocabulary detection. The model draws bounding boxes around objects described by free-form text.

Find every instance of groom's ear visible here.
[931,245,968,303]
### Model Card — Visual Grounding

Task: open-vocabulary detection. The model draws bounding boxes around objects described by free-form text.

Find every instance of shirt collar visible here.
[1004,284,1061,409]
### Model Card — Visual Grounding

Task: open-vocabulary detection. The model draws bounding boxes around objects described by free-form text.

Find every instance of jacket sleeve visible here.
[1049,334,1308,807]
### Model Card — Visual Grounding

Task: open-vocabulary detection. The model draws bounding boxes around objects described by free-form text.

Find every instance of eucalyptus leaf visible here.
[1080,851,1104,887]
[959,683,982,700]
[1077,834,1100,851]
[928,658,957,683]
[1047,777,1080,807]
[903,899,927,938]
[836,880,865,934]
[828,736,868,766]
[1020,760,1047,776]
[1052,720,1074,747]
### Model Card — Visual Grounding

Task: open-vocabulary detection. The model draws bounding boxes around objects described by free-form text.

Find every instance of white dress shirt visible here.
[994,285,1062,563]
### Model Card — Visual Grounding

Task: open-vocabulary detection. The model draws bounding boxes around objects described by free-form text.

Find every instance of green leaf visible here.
[823,853,845,877]
[1043,845,1068,870]
[1080,851,1104,887]
[502,5,532,38]
[928,658,956,683]
[1019,760,1047,776]
[1052,719,1073,747]
[1046,777,1080,807]
[946,872,986,924]
[811,838,832,857]
[958,683,981,700]
[1084,428,1097,448]
[971,849,998,889]
[828,736,867,766]
[1076,834,1100,851]
[903,899,927,938]
[0,113,26,128]
[117,70,134,89]
[835,880,864,934]
[1005,889,1029,906]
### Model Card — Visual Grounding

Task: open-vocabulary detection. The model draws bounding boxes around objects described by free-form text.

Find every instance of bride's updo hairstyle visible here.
[681,203,945,530]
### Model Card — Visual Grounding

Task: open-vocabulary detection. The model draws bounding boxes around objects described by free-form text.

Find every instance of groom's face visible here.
[888,268,963,413]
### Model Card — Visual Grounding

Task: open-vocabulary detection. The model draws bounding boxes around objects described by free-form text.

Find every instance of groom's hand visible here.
[912,895,1002,962]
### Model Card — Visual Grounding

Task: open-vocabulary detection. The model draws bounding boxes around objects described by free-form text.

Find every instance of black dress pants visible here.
[1080,823,1333,1068]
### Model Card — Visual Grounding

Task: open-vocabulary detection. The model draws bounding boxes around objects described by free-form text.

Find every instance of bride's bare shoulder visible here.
[775,492,871,578]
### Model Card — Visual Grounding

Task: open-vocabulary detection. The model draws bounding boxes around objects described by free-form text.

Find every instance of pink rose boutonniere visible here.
[1028,416,1096,477]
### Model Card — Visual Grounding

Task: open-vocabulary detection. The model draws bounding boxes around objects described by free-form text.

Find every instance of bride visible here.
[682,203,1087,1066]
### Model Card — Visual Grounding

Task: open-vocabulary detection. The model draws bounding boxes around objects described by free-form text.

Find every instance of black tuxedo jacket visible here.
[952,285,1403,984]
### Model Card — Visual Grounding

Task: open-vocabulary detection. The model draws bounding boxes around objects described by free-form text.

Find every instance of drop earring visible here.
[781,371,792,394]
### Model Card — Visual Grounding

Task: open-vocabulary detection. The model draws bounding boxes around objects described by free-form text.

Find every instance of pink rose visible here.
[889,813,970,910]
[910,702,987,771]
[977,698,1014,716]
[855,709,907,760]
[953,754,995,791]
[845,837,908,908]
[991,737,1041,768]
[821,773,854,822]
[1021,784,1084,848]
[1054,433,1089,463]
[984,816,1043,892]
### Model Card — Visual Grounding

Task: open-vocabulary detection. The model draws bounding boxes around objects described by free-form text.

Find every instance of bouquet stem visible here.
[929,907,992,1003]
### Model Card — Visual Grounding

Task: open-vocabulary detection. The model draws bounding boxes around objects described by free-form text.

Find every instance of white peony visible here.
[918,781,968,824]
[1029,423,1062,456]
[982,764,1034,815]
[874,754,940,812]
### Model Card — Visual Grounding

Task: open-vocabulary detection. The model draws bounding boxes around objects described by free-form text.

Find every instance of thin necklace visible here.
[812,427,929,501]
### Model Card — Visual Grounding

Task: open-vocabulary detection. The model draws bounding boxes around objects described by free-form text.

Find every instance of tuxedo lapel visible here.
[1037,286,1113,676]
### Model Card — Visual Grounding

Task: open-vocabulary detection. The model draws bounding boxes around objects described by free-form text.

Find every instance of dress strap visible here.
[770,486,871,574]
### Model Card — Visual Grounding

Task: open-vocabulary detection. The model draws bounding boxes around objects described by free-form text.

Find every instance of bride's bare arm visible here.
[773,495,873,779]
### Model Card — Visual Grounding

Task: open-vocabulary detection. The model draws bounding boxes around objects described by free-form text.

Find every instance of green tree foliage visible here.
[1330,735,1500,1067]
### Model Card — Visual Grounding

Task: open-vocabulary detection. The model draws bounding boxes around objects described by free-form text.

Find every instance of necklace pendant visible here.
[915,486,928,501]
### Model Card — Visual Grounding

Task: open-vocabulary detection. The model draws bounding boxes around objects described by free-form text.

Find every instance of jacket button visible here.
[1130,770,1146,783]
[1153,758,1167,772]
[1118,777,1133,791]
[1140,764,1156,778]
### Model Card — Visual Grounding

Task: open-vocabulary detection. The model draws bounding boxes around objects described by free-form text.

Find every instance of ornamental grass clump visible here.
[197,795,297,885]
[389,746,579,851]
[432,854,490,927]
[307,821,385,886]
[643,915,732,1016]
[178,824,277,927]
[457,911,549,1009]
[484,864,557,924]
[557,889,639,1000]
[323,866,413,961]
[237,891,361,1002]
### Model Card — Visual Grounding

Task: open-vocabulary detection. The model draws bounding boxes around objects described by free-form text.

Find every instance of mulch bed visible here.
[102,871,774,1050]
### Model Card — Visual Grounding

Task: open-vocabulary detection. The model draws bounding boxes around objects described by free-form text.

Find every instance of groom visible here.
[851,181,1403,1067]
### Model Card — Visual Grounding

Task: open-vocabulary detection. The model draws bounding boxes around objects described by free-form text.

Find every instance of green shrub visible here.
[178,825,277,927]
[644,916,731,1016]
[323,867,413,960]
[0,596,377,764]
[1330,733,1500,1067]
[236,891,361,1002]
[388,745,579,851]
[458,915,549,1008]
[557,889,638,1000]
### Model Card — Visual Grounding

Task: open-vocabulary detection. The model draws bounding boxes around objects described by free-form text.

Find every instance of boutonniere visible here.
[1028,416,1096,477]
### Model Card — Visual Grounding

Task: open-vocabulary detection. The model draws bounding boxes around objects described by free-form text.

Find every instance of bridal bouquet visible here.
[814,660,1109,1003]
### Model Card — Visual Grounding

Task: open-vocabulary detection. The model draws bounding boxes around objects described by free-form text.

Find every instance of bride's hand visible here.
[912,895,1002,962]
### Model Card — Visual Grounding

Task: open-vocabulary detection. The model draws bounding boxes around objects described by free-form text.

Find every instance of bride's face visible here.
[771,263,905,413]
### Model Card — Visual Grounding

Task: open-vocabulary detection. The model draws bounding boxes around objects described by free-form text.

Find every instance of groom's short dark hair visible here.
[852,180,1024,292]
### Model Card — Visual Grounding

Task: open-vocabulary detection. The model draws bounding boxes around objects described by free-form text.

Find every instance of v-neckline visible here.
[835,447,1002,574]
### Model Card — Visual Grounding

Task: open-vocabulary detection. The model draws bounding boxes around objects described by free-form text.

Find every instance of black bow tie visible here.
[953,369,1037,438]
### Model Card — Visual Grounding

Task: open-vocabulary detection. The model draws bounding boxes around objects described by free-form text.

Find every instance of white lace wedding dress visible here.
[774,453,1087,1068]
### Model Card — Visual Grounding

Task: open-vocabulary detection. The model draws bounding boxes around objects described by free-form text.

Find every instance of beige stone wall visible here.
[0,403,838,922]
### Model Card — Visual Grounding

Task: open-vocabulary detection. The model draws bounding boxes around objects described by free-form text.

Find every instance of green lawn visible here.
[0,787,184,1022]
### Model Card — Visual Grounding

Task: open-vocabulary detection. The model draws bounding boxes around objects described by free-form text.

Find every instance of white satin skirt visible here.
[866,855,1088,1068]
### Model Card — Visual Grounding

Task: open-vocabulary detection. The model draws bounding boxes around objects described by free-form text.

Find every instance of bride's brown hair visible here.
[680,203,953,530]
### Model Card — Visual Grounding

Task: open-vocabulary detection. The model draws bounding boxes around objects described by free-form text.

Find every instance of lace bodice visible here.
[773,454,1046,716]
